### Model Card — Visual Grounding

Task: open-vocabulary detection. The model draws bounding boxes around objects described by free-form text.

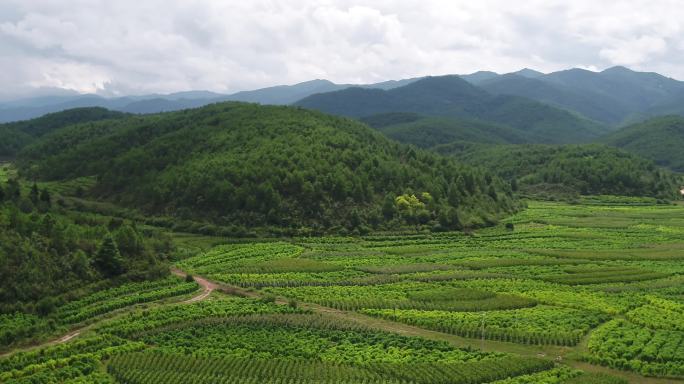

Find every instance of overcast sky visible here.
[1,0,683,100]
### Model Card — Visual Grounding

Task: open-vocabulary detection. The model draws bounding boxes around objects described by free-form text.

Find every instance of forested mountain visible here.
[295,76,608,144]
[478,74,626,124]
[602,115,684,172]
[0,107,128,157]
[435,143,682,199]
[16,103,518,233]
[478,67,684,125]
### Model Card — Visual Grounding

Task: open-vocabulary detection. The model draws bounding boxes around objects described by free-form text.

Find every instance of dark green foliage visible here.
[602,115,684,172]
[375,116,534,148]
[439,143,682,199]
[296,75,609,144]
[94,234,126,277]
[0,107,127,157]
[0,178,168,315]
[360,112,423,128]
[18,102,517,232]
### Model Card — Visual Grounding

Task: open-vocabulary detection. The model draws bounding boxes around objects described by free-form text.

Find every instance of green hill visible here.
[371,116,534,148]
[436,143,681,199]
[602,115,684,172]
[296,75,608,144]
[0,107,127,157]
[17,103,518,233]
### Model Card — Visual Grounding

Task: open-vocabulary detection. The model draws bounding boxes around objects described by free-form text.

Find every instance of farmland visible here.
[1,198,683,383]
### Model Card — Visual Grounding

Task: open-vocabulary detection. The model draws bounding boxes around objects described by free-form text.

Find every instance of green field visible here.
[1,198,683,383]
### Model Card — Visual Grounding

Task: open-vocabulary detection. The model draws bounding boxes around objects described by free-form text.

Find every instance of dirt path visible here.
[175,270,681,384]
[1,270,211,358]
[170,268,218,303]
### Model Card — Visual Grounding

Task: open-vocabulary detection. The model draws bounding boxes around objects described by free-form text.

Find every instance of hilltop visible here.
[17,103,518,233]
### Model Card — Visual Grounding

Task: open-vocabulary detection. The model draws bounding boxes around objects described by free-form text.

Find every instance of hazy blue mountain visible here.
[479,74,626,124]
[512,68,545,78]
[460,71,500,84]
[296,75,608,144]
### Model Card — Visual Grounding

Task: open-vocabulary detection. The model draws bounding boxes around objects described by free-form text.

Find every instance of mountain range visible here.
[3,66,684,128]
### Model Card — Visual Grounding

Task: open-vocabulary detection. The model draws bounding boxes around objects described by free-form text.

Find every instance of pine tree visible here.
[94,234,126,277]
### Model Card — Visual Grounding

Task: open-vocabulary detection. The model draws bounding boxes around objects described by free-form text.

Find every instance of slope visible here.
[370,116,534,148]
[436,143,681,199]
[479,74,626,124]
[17,103,518,232]
[295,75,608,144]
[0,107,128,157]
[602,115,684,172]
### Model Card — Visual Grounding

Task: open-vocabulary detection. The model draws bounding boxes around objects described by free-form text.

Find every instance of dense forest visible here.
[0,107,127,157]
[435,143,683,199]
[296,75,609,144]
[16,103,519,234]
[367,115,534,148]
[0,174,171,316]
[602,115,684,172]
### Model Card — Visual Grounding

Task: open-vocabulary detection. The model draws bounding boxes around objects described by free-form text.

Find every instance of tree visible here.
[94,234,125,277]
[39,188,51,206]
[113,224,144,258]
[30,183,39,204]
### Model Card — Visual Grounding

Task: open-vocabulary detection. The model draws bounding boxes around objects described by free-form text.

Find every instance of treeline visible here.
[0,107,127,157]
[0,178,171,314]
[17,103,519,234]
[436,143,682,200]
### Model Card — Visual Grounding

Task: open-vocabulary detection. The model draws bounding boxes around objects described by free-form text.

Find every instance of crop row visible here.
[584,319,684,377]
[56,281,199,325]
[95,296,303,337]
[361,306,609,346]
[108,351,553,384]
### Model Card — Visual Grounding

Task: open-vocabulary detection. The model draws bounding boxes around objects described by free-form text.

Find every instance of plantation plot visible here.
[361,305,609,346]
[584,319,684,378]
[265,283,537,311]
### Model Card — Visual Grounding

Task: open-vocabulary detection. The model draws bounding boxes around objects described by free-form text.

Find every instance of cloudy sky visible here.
[1,0,683,100]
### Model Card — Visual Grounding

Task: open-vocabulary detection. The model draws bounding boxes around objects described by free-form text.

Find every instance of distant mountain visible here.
[296,75,608,144]
[602,115,684,172]
[437,143,681,199]
[460,66,684,125]
[460,71,499,85]
[0,78,422,123]
[0,107,128,156]
[512,68,545,78]
[17,102,517,231]
[478,74,626,124]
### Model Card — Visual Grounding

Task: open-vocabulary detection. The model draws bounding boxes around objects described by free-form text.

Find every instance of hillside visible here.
[17,103,518,233]
[0,107,128,157]
[295,75,608,144]
[479,74,626,124]
[602,115,684,172]
[436,143,681,199]
[370,116,534,148]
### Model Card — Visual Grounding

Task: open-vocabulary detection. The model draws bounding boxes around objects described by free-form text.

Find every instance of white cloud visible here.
[0,0,683,99]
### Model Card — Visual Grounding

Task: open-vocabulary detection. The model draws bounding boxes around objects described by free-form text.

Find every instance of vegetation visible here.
[602,115,684,172]
[0,107,127,157]
[16,102,518,233]
[296,75,609,144]
[372,116,534,147]
[438,143,682,199]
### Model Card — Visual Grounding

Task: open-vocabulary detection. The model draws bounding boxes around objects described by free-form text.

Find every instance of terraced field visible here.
[1,198,683,383]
